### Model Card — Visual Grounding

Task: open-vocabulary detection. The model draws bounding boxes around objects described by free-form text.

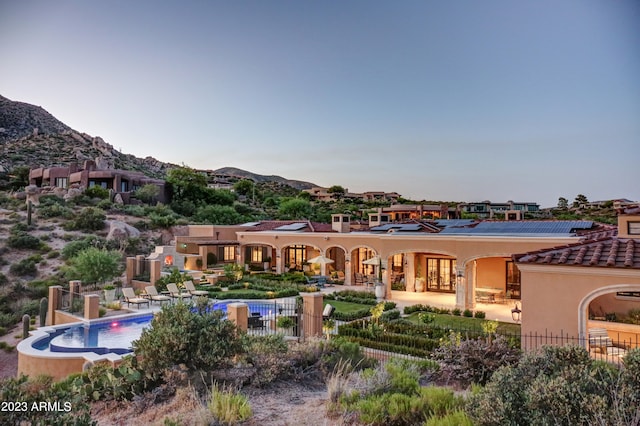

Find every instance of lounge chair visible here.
[184,280,209,297]
[144,286,171,305]
[121,287,150,309]
[166,283,193,302]
[589,328,627,357]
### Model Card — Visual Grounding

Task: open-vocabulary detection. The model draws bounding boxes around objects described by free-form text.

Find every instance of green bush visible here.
[241,334,289,386]
[133,303,243,376]
[61,236,107,259]
[9,258,38,276]
[208,384,252,424]
[463,309,473,317]
[7,232,42,250]
[37,202,73,219]
[64,207,106,231]
[466,345,637,425]
[84,186,110,199]
[474,311,486,319]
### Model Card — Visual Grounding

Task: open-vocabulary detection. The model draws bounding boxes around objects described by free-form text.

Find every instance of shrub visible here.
[431,332,521,387]
[466,345,633,425]
[451,308,462,316]
[208,384,252,424]
[7,232,42,250]
[241,334,290,386]
[133,303,243,376]
[64,207,106,231]
[84,186,110,199]
[9,258,38,276]
[46,250,60,259]
[474,311,486,319]
[61,236,107,259]
[463,309,473,317]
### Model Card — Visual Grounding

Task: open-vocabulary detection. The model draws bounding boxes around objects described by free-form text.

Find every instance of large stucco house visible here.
[161,211,640,349]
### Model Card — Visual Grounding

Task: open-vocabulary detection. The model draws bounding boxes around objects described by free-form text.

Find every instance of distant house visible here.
[459,200,540,219]
[29,160,167,204]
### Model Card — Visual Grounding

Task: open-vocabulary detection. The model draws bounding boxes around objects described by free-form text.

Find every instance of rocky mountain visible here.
[212,167,316,190]
[0,94,318,189]
[0,95,72,143]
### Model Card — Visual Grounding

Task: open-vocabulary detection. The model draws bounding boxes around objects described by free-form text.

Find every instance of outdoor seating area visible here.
[144,286,171,305]
[588,328,628,357]
[122,287,150,309]
[475,288,506,304]
[184,280,209,297]
[166,283,193,302]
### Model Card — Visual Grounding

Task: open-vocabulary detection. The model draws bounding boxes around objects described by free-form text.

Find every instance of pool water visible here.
[34,300,289,355]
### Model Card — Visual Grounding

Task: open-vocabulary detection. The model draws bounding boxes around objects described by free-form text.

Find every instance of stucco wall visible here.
[519,264,640,339]
[475,257,506,289]
[18,352,86,381]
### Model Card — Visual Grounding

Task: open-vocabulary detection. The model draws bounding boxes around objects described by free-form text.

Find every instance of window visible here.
[223,246,235,261]
[426,258,457,292]
[120,181,129,192]
[333,216,340,222]
[506,261,521,299]
[628,222,640,235]
[370,215,378,221]
[251,247,263,263]
[54,177,68,188]
[286,245,306,270]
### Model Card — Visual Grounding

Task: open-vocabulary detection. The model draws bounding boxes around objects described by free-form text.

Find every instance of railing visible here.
[59,289,84,317]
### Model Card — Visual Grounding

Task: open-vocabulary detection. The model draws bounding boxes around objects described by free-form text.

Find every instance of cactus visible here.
[27,200,32,225]
[39,297,48,327]
[22,314,30,339]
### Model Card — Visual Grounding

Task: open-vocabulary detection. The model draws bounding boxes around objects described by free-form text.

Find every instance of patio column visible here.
[84,294,100,320]
[302,292,323,338]
[125,257,136,285]
[465,261,477,309]
[344,256,352,285]
[455,266,466,310]
[227,302,248,332]
[406,255,416,292]
[275,250,283,274]
[47,286,63,326]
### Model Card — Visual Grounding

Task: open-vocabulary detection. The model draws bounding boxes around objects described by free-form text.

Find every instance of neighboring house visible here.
[459,200,540,219]
[29,160,167,204]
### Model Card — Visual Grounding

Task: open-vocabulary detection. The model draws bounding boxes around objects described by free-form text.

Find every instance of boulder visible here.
[106,220,141,241]
[113,193,124,205]
[64,187,83,201]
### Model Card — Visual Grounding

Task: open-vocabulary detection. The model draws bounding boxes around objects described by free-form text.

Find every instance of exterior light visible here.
[511,303,522,322]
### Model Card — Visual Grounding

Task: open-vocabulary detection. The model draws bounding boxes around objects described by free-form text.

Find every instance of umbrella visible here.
[306,255,335,266]
[362,256,381,265]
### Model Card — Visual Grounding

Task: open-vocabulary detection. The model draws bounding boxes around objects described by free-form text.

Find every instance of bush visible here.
[9,258,38,276]
[64,207,106,231]
[133,303,244,376]
[466,345,634,425]
[463,309,473,317]
[7,232,42,250]
[84,186,110,199]
[474,311,486,319]
[61,236,107,259]
[431,332,521,387]
[241,334,290,386]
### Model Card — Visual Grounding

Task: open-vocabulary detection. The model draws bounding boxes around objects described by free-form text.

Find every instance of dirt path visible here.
[0,323,21,380]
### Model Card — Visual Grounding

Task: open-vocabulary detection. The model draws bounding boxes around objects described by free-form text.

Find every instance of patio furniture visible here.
[248,313,266,330]
[166,283,193,303]
[144,286,171,305]
[121,287,150,309]
[184,280,209,297]
[589,328,627,357]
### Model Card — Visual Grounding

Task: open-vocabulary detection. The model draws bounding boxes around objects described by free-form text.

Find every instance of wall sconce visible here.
[323,236,329,241]
[274,235,278,239]
[511,303,522,323]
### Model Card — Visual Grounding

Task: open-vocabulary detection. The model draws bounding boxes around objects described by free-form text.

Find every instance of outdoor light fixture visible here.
[511,303,522,322]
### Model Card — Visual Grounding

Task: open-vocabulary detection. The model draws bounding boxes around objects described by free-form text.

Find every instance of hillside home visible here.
[29,160,167,204]
[459,200,540,219]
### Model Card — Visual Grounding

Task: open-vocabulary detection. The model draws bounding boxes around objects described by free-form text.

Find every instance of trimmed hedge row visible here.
[338,319,441,355]
[343,336,431,358]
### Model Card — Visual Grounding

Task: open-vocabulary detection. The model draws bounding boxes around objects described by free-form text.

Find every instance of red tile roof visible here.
[515,235,640,269]
[248,220,335,232]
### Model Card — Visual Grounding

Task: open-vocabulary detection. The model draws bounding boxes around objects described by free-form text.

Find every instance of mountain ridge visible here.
[0,94,317,189]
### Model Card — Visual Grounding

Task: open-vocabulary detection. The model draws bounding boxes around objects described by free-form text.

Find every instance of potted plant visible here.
[276,316,295,336]
[103,284,116,304]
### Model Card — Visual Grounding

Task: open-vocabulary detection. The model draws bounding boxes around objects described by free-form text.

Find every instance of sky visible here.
[1,1,638,208]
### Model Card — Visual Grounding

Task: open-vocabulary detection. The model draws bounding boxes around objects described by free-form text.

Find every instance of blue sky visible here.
[1,0,638,207]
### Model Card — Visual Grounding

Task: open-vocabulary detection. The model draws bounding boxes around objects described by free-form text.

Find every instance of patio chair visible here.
[121,287,150,309]
[184,280,209,297]
[588,328,627,357]
[144,286,171,306]
[248,314,266,330]
[166,283,193,302]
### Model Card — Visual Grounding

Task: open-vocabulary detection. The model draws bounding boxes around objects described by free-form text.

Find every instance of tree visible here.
[70,247,122,287]
[166,166,209,213]
[8,166,30,191]
[194,205,244,225]
[327,185,346,195]
[557,197,568,210]
[573,194,588,208]
[278,198,312,219]
[233,179,255,197]
[135,184,160,205]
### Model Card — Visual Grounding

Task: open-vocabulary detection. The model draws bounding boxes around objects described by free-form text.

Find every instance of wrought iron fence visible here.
[60,288,84,316]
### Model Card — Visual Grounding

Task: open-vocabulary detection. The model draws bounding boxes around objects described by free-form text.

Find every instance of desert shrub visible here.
[424,410,473,426]
[466,345,632,426]
[46,250,60,259]
[84,186,110,199]
[123,204,146,217]
[7,232,42,250]
[0,312,18,328]
[133,302,243,376]
[431,332,521,387]
[208,383,252,425]
[61,236,107,259]
[64,207,106,231]
[241,334,290,386]
[37,202,73,219]
[96,199,113,210]
[0,273,7,286]
[9,258,38,276]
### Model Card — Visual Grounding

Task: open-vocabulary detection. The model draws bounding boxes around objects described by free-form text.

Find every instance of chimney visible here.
[331,214,351,233]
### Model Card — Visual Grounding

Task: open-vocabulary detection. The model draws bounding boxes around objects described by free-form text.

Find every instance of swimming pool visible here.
[32,300,289,355]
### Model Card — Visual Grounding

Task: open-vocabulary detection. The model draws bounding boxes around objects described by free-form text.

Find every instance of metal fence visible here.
[59,288,84,316]
[245,299,303,337]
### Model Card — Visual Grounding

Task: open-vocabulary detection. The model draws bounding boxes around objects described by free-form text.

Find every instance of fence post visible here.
[149,260,162,286]
[227,303,248,332]
[84,294,100,320]
[302,292,323,339]
[126,257,136,285]
[47,286,63,326]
